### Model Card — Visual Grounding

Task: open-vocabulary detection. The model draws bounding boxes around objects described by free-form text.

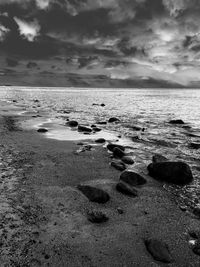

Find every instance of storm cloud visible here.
[0,0,200,86]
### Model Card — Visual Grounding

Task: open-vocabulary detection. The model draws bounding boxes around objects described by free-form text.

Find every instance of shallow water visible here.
[0,86,200,208]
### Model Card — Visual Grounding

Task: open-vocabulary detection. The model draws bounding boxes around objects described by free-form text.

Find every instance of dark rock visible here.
[121,156,134,165]
[107,143,125,152]
[120,171,147,186]
[108,117,120,123]
[87,211,108,223]
[145,239,173,263]
[117,207,124,214]
[37,128,48,133]
[113,147,125,158]
[131,125,142,131]
[182,125,192,129]
[97,121,107,125]
[148,162,193,185]
[111,161,126,171]
[190,143,200,149]
[33,99,39,103]
[169,119,184,125]
[95,138,106,143]
[67,120,78,127]
[78,125,92,133]
[192,243,200,256]
[93,127,102,132]
[77,142,84,146]
[193,207,200,218]
[116,182,138,197]
[152,154,168,163]
[91,124,96,128]
[77,185,110,204]
[101,103,105,107]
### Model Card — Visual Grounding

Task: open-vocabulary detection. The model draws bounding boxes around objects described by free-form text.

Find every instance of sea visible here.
[0,86,200,209]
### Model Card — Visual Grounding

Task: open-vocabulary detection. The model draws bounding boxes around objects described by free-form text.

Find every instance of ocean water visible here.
[0,86,200,208]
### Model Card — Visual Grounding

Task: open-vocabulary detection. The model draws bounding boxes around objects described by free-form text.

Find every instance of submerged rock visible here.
[78,125,92,133]
[169,119,184,125]
[148,161,193,185]
[87,210,108,223]
[77,185,110,204]
[113,147,125,158]
[152,154,168,163]
[121,156,134,165]
[108,117,120,123]
[111,161,126,171]
[120,171,147,186]
[145,239,173,263]
[107,143,125,152]
[190,143,200,149]
[67,120,78,127]
[116,182,138,197]
[95,138,106,143]
[37,128,48,133]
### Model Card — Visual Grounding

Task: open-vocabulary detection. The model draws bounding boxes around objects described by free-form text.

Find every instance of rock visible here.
[87,211,108,223]
[190,143,200,149]
[77,185,110,204]
[152,154,168,163]
[95,138,106,143]
[148,162,193,185]
[193,207,200,218]
[78,125,92,133]
[97,121,107,125]
[107,143,125,152]
[182,125,192,129]
[77,142,84,145]
[93,127,102,132]
[113,147,125,158]
[37,128,48,133]
[121,156,134,165]
[120,171,147,186]
[131,125,142,131]
[192,243,200,256]
[145,239,173,263]
[116,182,138,197]
[101,103,105,107]
[91,124,96,128]
[111,161,126,171]
[117,207,124,214]
[179,205,187,212]
[108,117,120,123]
[67,120,78,127]
[169,119,184,125]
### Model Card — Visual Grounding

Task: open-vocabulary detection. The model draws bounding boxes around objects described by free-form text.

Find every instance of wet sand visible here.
[0,110,200,266]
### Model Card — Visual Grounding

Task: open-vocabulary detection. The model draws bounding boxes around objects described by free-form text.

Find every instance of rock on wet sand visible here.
[169,119,185,125]
[148,161,193,185]
[111,161,126,171]
[116,182,138,197]
[37,128,48,133]
[67,120,78,127]
[77,185,110,203]
[78,125,92,133]
[107,143,125,152]
[120,171,147,186]
[113,147,125,158]
[152,154,168,163]
[87,210,109,223]
[121,156,134,165]
[145,238,173,263]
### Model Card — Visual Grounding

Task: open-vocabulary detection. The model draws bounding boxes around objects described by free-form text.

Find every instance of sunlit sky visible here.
[0,0,200,87]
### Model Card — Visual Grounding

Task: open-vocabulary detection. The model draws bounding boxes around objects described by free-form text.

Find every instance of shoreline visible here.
[0,104,199,266]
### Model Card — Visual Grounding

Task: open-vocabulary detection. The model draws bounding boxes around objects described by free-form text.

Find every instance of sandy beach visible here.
[0,102,199,267]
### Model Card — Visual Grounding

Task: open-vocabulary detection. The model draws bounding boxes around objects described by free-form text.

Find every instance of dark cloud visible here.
[0,0,200,86]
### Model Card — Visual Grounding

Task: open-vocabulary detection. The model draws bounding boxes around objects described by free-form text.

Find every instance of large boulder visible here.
[78,125,92,133]
[116,182,138,197]
[145,239,173,263]
[152,154,168,163]
[107,143,125,152]
[169,119,184,125]
[148,161,193,185]
[111,161,126,171]
[120,171,147,186]
[77,185,110,203]
[113,147,125,158]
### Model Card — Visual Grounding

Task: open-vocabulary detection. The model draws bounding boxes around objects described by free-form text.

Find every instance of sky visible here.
[0,0,200,87]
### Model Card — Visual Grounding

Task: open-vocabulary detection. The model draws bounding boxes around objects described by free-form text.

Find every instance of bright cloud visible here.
[14,17,41,41]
